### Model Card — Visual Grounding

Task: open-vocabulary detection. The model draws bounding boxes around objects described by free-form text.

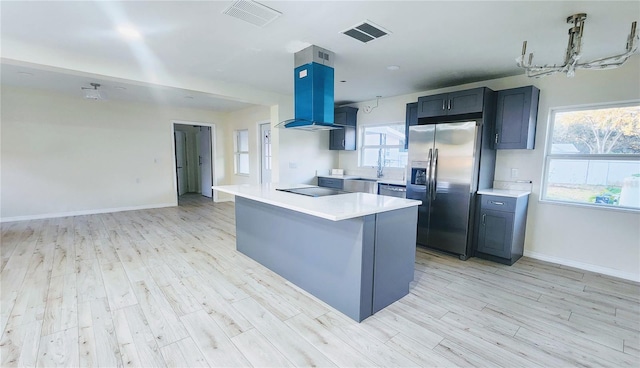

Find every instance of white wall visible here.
[0,85,224,220]
[218,100,338,200]
[339,58,640,281]
[1,84,337,215]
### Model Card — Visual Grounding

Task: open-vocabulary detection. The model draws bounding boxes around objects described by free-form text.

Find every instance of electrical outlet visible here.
[289,162,298,169]
[511,168,519,179]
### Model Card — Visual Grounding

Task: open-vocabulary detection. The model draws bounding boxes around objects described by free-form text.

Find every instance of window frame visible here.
[234,129,250,176]
[541,100,640,212]
[358,122,408,169]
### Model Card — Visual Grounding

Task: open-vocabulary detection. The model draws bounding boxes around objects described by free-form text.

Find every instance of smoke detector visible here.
[82,83,107,100]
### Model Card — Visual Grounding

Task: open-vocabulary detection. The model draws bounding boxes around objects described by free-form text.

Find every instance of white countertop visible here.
[213,184,421,221]
[477,188,531,198]
[317,175,407,187]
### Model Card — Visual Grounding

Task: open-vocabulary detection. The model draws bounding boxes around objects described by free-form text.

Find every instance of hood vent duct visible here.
[278,45,344,131]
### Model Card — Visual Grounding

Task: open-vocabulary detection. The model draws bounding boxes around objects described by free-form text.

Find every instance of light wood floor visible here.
[1,194,639,367]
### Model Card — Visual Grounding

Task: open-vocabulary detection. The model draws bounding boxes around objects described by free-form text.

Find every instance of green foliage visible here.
[553,105,640,154]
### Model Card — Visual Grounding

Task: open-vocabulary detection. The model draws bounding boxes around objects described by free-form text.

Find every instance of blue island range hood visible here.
[279,45,343,131]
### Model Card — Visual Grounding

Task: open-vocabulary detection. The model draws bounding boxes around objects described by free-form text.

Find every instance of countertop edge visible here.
[213,185,420,221]
[477,189,531,198]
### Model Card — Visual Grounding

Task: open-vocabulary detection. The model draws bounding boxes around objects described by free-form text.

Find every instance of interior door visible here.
[260,123,272,183]
[197,127,213,198]
[406,124,435,246]
[427,121,478,255]
[174,131,187,196]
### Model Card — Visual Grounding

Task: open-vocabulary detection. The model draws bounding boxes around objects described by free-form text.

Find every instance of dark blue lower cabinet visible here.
[474,194,529,265]
[318,177,344,190]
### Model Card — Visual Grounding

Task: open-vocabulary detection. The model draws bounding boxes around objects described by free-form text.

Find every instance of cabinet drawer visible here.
[480,195,516,212]
[318,177,344,190]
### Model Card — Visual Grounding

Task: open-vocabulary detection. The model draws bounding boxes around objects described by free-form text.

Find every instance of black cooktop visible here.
[276,187,347,197]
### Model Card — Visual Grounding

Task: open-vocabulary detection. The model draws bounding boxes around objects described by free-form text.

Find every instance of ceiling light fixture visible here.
[81,83,107,100]
[386,65,400,71]
[117,25,142,40]
[517,13,638,78]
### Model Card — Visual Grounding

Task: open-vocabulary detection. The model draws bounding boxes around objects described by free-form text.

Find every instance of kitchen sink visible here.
[343,178,379,194]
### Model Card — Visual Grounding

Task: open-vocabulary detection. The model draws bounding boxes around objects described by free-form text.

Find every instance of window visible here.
[542,102,640,210]
[360,123,407,168]
[234,129,249,175]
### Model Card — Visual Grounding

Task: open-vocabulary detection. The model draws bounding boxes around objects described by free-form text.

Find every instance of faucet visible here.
[377,149,384,178]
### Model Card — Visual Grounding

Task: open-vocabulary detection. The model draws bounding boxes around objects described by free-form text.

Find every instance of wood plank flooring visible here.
[1,193,639,367]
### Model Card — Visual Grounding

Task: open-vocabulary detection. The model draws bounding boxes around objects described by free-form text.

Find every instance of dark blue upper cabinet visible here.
[330,106,358,150]
[404,102,418,150]
[494,86,540,150]
[417,87,485,118]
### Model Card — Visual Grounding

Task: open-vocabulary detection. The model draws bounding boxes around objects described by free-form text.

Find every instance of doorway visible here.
[173,122,216,203]
[259,122,272,184]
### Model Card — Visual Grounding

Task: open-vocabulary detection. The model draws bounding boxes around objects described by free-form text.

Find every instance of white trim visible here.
[524,250,640,282]
[257,120,271,184]
[214,197,235,203]
[538,198,640,213]
[0,203,176,223]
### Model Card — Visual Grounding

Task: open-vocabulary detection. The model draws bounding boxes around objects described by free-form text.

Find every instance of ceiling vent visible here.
[342,21,390,43]
[222,0,282,28]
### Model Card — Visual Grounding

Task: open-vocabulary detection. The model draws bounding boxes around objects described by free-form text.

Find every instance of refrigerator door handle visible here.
[426,148,433,197]
[431,148,439,200]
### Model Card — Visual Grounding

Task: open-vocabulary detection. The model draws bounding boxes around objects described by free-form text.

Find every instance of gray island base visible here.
[235,196,418,322]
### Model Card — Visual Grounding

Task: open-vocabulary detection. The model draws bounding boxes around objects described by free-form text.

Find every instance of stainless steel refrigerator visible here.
[406,121,493,260]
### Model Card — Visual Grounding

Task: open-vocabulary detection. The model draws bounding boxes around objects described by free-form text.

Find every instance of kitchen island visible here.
[212,184,421,322]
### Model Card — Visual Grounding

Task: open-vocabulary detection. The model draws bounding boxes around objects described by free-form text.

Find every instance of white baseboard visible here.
[524,250,640,282]
[0,202,177,223]
[214,198,234,203]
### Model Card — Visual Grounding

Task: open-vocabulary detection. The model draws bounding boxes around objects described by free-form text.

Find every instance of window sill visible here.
[235,173,250,177]
[539,198,640,213]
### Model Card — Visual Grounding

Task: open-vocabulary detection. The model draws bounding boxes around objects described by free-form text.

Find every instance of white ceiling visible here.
[1,1,638,111]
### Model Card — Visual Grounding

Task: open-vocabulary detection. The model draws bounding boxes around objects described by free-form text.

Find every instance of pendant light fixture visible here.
[516,13,638,78]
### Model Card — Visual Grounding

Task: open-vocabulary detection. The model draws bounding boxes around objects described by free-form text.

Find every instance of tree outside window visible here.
[543,103,640,210]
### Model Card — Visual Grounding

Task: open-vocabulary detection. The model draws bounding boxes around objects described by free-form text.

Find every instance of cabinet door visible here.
[334,110,348,126]
[329,129,346,150]
[448,88,484,115]
[417,94,447,118]
[343,127,356,150]
[404,102,418,150]
[318,177,344,189]
[334,106,358,127]
[477,209,514,259]
[495,86,539,149]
